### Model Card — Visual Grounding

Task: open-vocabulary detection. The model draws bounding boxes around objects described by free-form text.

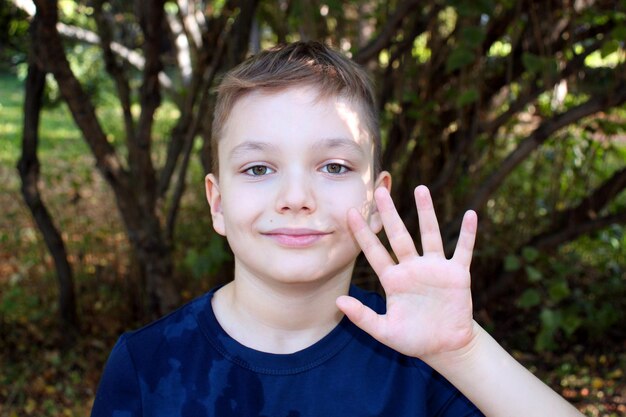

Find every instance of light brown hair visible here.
[211,41,381,175]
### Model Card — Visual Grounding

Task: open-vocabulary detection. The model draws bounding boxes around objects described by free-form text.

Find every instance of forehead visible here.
[225,86,371,140]
[219,86,374,157]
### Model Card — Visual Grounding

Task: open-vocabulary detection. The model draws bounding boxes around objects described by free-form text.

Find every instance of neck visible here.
[212,262,353,354]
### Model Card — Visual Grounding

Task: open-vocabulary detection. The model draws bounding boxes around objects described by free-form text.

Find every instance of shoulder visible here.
[121,291,214,357]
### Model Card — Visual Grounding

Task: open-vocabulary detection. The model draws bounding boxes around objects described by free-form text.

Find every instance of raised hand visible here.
[337,185,479,358]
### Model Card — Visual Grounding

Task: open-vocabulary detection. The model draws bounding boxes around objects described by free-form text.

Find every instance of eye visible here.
[244,165,275,176]
[321,163,350,174]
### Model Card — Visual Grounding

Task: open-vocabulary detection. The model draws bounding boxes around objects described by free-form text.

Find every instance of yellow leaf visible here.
[591,377,604,390]
[25,398,36,414]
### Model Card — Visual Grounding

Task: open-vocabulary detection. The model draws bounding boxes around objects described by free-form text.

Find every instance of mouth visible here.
[261,228,332,248]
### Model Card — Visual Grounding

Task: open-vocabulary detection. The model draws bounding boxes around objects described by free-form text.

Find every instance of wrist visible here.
[420,320,485,374]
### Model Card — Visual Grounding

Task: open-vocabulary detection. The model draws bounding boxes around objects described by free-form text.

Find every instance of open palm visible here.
[337,186,478,358]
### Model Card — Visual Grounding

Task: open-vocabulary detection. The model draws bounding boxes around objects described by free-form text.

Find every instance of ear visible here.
[368,171,392,234]
[205,173,226,236]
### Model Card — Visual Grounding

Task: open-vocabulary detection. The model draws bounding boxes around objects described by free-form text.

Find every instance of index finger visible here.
[374,187,419,262]
[452,210,478,268]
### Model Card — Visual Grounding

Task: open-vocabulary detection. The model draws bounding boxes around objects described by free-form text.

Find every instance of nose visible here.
[275,171,316,214]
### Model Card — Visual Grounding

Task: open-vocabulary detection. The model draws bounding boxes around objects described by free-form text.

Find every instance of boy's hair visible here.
[211,41,381,176]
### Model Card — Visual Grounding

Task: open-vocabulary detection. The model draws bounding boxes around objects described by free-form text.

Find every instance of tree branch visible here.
[530,167,626,250]
[467,78,626,214]
[32,0,128,189]
[166,9,193,85]
[353,0,422,65]
[165,1,253,242]
[476,166,626,309]
[55,22,174,93]
[176,0,203,52]
[430,40,603,201]
[132,0,165,212]
[17,16,78,331]
[93,0,135,144]
[156,0,242,198]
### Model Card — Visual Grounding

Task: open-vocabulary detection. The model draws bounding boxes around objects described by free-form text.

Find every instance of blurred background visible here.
[1,0,625,415]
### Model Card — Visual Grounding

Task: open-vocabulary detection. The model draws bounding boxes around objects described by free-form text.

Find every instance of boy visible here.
[91,41,583,416]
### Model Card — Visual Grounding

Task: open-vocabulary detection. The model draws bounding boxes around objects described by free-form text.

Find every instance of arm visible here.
[424,322,581,416]
[336,186,582,417]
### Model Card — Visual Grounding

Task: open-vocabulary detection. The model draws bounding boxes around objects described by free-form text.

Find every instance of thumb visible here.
[336,295,386,342]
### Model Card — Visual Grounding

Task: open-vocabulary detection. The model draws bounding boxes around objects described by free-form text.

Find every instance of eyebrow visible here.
[311,138,366,156]
[228,137,366,160]
[228,141,280,159]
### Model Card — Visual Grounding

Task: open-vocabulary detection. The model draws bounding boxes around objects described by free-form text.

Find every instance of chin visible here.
[263,261,354,287]
[266,269,331,285]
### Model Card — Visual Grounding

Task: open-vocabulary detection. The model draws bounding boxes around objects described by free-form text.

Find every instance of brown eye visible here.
[245,165,273,176]
[252,166,267,175]
[323,163,348,174]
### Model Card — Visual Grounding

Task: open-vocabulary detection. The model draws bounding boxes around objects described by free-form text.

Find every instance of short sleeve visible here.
[91,335,143,417]
[413,359,485,417]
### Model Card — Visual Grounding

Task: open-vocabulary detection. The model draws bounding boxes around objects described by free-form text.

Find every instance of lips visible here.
[261,228,331,248]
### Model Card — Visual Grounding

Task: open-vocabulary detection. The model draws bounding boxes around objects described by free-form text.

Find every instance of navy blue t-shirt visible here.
[91,285,484,416]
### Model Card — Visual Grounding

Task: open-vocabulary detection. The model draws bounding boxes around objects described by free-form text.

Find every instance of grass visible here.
[1,69,625,417]
[0,69,130,417]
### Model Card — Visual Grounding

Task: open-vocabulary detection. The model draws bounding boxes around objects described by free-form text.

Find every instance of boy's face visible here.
[206,86,390,286]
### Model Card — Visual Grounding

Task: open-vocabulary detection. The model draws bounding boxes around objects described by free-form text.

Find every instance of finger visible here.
[348,208,395,275]
[374,187,418,262]
[452,210,478,268]
[336,295,387,343]
[414,185,445,255]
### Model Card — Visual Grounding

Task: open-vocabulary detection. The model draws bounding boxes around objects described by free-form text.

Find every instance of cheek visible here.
[341,180,375,218]
[221,190,262,227]
[323,181,373,221]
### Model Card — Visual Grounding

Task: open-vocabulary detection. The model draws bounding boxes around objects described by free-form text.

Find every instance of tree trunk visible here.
[31,0,180,316]
[17,34,78,332]
[131,230,180,317]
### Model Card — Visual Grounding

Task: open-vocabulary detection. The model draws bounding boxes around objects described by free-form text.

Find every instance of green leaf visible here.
[475,0,496,14]
[453,1,479,17]
[561,312,582,336]
[552,261,573,277]
[540,308,562,331]
[452,0,494,16]
[536,308,562,352]
[521,247,540,263]
[521,52,544,73]
[446,47,475,73]
[600,39,620,58]
[516,289,542,309]
[183,235,232,279]
[461,27,486,49]
[611,25,626,42]
[548,279,571,302]
[535,327,557,352]
[525,265,543,282]
[504,255,521,271]
[522,53,558,76]
[402,90,419,103]
[456,88,479,106]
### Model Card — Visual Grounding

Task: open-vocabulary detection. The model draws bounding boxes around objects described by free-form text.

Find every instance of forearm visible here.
[423,322,583,417]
